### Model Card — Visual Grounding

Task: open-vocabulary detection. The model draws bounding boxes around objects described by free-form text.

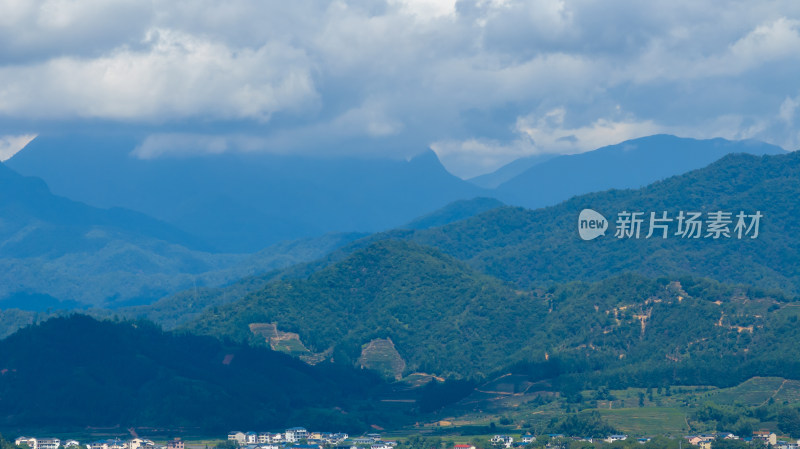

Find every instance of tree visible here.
[778,407,800,438]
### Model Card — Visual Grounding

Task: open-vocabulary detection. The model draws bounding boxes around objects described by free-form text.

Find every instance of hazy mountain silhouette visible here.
[495,135,786,209]
[8,134,487,252]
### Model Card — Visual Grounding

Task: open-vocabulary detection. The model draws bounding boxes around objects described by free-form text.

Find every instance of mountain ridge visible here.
[495,134,786,209]
[7,135,488,252]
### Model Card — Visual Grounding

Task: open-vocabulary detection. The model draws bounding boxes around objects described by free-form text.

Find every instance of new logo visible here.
[578,209,608,240]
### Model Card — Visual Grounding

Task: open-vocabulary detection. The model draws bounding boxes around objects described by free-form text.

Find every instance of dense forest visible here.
[3,151,800,434]
[0,315,405,432]
[403,151,800,294]
[186,238,800,390]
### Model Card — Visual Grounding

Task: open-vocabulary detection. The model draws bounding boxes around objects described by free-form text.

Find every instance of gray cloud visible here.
[1,0,799,177]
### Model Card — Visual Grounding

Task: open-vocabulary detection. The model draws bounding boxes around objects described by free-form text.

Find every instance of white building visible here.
[228,433,246,445]
[604,435,628,444]
[491,436,513,448]
[285,428,308,443]
[37,439,61,449]
[15,438,61,449]
[15,438,37,449]
[754,432,777,446]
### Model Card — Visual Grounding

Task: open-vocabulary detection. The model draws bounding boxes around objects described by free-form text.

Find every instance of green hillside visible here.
[407,151,800,294]
[0,315,396,432]
[188,240,534,378]
[187,239,800,387]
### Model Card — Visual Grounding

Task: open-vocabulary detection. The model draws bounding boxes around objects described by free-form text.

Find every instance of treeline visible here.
[187,239,799,386]
[0,315,399,432]
[693,402,800,438]
[407,151,800,294]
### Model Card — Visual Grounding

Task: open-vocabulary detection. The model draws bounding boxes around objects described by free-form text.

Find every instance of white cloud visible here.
[0,0,152,62]
[779,95,799,125]
[388,0,457,21]
[0,28,318,121]
[515,108,663,154]
[0,134,37,162]
[1,0,800,176]
[431,137,536,179]
[133,133,295,159]
[433,106,663,177]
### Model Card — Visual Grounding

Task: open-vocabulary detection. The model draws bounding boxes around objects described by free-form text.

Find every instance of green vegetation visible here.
[0,315,402,432]
[597,408,686,435]
[187,238,800,390]
[5,151,800,436]
[403,197,505,230]
[0,435,16,449]
[405,151,800,294]
[555,411,618,436]
[187,240,537,378]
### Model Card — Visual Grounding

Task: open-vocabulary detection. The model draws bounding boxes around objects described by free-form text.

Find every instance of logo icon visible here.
[578,209,608,240]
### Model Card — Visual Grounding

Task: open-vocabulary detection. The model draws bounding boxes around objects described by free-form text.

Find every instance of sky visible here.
[0,0,799,178]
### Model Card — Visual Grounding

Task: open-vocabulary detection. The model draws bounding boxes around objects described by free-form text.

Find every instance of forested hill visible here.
[187,239,800,385]
[0,315,391,432]
[405,150,800,294]
[188,240,528,378]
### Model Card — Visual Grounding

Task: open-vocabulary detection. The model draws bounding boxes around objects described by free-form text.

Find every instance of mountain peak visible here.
[408,148,445,167]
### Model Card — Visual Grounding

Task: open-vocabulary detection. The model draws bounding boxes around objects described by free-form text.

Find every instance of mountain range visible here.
[6,133,486,253]
[1,133,800,433]
[0,132,791,313]
[0,159,367,308]
[406,150,800,293]
[176,148,800,383]
[187,237,798,385]
[491,134,786,209]
[7,133,786,255]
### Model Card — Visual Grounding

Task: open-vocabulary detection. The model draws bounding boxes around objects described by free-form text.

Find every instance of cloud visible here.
[0,0,153,63]
[431,137,536,179]
[133,133,278,159]
[432,106,663,178]
[515,107,663,154]
[1,0,799,176]
[0,28,318,121]
[0,134,37,162]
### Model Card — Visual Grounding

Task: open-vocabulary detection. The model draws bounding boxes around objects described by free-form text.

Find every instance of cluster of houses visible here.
[682,431,800,449]
[14,438,80,449]
[226,429,395,449]
[13,429,800,449]
[13,437,184,449]
[488,433,634,448]
[487,431,800,449]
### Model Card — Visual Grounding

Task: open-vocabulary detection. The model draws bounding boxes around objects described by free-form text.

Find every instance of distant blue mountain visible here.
[0,161,365,308]
[0,161,204,257]
[8,134,488,253]
[403,197,504,230]
[0,161,216,307]
[468,153,557,188]
[7,133,787,256]
[495,134,787,209]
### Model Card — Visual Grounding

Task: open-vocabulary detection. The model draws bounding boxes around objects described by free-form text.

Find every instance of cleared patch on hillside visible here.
[249,322,331,364]
[706,377,800,406]
[599,407,689,435]
[477,374,536,395]
[358,338,407,380]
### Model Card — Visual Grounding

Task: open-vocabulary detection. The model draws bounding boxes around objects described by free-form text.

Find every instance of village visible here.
[11,428,800,449]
